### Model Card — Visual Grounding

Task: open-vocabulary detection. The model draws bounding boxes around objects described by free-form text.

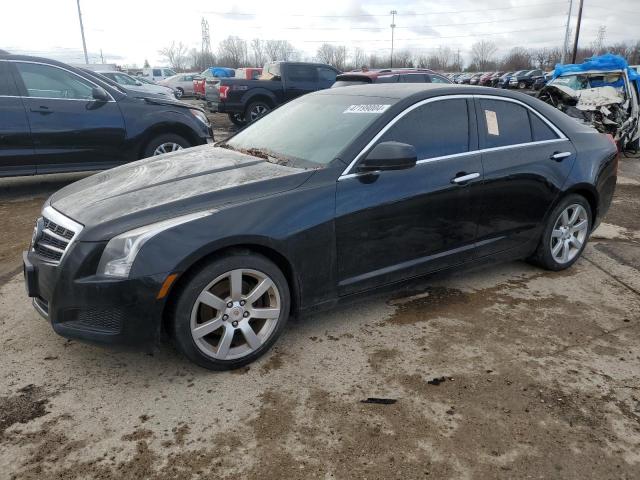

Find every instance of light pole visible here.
[390,10,397,68]
[561,0,573,64]
[76,0,89,64]
[571,0,584,64]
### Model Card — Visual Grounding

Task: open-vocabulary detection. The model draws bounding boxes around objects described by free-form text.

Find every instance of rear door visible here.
[336,97,483,295]
[0,60,34,176]
[11,60,127,173]
[317,67,338,90]
[474,96,576,257]
[283,64,319,102]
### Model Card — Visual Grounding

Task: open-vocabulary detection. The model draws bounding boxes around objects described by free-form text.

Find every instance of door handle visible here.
[30,106,53,114]
[451,172,480,184]
[550,151,571,161]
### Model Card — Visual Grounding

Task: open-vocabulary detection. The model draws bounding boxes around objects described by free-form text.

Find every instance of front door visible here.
[0,60,34,176]
[335,97,483,295]
[10,61,126,174]
[474,97,576,257]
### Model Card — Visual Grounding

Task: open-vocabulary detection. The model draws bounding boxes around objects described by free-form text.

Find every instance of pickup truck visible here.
[208,61,339,126]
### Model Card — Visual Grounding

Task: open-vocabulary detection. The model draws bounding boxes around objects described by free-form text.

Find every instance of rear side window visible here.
[480,99,532,148]
[378,99,470,159]
[153,69,161,76]
[287,65,317,82]
[430,75,450,84]
[400,74,428,83]
[529,111,558,141]
[375,75,398,83]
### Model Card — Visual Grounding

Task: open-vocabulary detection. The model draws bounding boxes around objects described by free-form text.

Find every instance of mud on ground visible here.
[0,150,638,479]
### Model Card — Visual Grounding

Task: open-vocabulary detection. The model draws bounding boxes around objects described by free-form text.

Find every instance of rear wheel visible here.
[143,133,190,158]
[529,194,591,271]
[171,253,290,370]
[246,101,271,123]
[175,87,184,99]
[518,81,526,89]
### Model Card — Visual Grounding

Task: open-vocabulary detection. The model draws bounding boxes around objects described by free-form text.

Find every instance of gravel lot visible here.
[0,116,639,479]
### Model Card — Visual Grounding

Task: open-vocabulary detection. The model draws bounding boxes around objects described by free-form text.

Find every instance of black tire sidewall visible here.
[171,253,290,371]
[228,113,247,127]
[143,133,189,158]
[537,194,592,271]
[176,88,184,98]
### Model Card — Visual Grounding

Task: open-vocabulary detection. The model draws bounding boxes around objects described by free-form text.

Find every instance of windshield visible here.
[224,94,396,169]
[549,72,625,91]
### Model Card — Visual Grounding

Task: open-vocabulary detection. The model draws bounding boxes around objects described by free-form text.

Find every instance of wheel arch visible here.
[161,242,301,336]
[562,183,599,226]
[242,91,276,110]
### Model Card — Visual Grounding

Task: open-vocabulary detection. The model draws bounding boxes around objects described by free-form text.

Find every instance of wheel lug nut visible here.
[243,311,249,317]
[222,314,228,321]
[240,300,246,306]
[232,320,238,327]
[227,302,233,308]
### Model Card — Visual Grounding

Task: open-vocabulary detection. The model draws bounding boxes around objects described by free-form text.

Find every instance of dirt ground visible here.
[0,127,639,479]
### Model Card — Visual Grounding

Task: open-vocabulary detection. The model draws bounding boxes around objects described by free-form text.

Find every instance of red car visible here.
[193,67,236,99]
[333,68,451,87]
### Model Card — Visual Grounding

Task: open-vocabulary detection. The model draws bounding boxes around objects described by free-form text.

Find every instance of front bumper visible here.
[23,242,169,348]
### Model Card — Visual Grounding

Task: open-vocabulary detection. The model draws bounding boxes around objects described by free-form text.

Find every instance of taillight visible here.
[219,86,229,100]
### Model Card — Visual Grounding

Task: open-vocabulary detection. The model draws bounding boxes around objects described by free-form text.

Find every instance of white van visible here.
[140,67,177,82]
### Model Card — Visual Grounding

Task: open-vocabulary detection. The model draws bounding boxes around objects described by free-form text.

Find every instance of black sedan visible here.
[0,55,213,177]
[24,84,618,370]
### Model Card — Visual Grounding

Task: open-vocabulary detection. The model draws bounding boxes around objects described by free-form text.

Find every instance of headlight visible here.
[97,210,216,278]
[189,109,210,126]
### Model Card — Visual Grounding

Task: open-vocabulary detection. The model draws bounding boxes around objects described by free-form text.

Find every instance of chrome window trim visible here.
[2,59,116,102]
[339,93,567,180]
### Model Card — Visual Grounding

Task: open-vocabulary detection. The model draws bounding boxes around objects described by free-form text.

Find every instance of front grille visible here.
[33,207,82,265]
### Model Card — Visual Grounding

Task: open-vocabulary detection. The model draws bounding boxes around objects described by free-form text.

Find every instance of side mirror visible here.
[357,141,417,172]
[92,86,109,102]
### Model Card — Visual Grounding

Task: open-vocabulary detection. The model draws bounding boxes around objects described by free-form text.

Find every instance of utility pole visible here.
[571,0,584,64]
[100,49,104,64]
[561,0,573,64]
[390,10,397,68]
[76,0,89,64]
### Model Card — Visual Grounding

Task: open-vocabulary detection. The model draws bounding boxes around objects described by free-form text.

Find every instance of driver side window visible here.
[15,62,94,100]
[378,99,470,160]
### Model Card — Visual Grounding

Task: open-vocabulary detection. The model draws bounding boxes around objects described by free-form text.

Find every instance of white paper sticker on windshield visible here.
[485,109,499,136]
[344,104,391,114]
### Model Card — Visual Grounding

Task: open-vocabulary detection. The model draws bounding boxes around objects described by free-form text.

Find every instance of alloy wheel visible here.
[190,269,281,361]
[249,104,268,122]
[153,143,183,155]
[550,204,588,264]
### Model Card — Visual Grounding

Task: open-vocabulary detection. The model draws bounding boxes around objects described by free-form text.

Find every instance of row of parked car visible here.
[445,70,550,90]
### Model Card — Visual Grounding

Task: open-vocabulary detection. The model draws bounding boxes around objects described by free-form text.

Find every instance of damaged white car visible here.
[539,54,640,150]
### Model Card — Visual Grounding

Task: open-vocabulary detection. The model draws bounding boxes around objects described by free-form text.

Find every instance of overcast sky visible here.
[2,0,638,67]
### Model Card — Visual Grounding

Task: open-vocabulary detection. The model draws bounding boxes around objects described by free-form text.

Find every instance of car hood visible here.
[48,145,314,239]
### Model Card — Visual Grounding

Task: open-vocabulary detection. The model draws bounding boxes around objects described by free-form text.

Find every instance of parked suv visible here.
[211,61,340,126]
[0,55,213,177]
[508,69,544,89]
[332,68,451,87]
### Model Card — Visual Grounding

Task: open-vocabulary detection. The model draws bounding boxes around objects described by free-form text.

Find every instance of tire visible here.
[529,194,592,271]
[228,112,247,127]
[245,100,271,123]
[518,81,526,89]
[143,133,190,158]
[175,88,184,99]
[171,252,291,370]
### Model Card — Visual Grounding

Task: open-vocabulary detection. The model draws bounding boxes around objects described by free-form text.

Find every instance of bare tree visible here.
[501,47,533,71]
[251,39,268,67]
[350,47,367,70]
[471,40,498,70]
[217,36,248,68]
[316,44,334,65]
[189,48,215,71]
[264,40,298,62]
[158,41,188,71]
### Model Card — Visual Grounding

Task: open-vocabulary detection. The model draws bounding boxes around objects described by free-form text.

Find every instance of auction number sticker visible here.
[344,104,391,114]
[484,109,500,136]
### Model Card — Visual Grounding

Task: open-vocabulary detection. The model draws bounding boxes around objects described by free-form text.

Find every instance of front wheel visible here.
[529,194,591,271]
[518,81,526,89]
[171,253,290,370]
[175,88,184,99]
[143,133,190,158]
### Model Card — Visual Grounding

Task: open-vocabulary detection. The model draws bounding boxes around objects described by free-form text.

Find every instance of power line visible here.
[200,1,569,18]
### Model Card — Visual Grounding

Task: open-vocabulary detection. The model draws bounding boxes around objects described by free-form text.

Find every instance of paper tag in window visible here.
[344,104,391,114]
[485,110,499,136]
